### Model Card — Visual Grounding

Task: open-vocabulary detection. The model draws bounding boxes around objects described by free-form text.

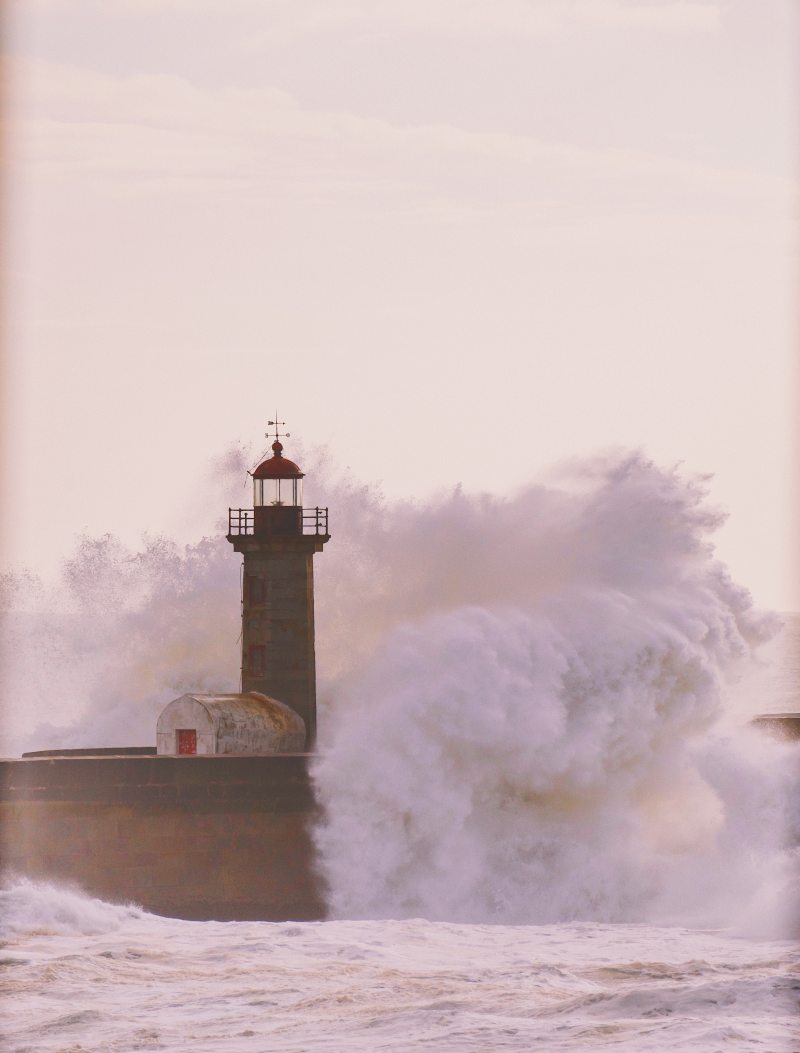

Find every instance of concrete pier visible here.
[0,753,325,921]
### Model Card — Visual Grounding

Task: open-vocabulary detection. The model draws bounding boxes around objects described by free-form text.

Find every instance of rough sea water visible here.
[2,452,799,1050]
[2,879,798,1052]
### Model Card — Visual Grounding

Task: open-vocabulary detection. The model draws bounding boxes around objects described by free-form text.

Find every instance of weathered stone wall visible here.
[229,533,327,748]
[241,548,317,739]
[0,755,326,921]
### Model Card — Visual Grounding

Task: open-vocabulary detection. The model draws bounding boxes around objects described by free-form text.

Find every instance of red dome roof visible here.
[253,441,304,479]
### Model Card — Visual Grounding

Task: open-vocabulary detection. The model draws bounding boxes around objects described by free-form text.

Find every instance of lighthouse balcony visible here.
[228,506,329,537]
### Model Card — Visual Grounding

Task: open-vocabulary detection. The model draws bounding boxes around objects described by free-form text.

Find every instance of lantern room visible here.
[253,441,304,507]
[252,440,304,535]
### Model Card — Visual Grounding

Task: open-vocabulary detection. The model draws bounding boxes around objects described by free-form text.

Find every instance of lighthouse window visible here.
[278,478,302,506]
[253,477,303,506]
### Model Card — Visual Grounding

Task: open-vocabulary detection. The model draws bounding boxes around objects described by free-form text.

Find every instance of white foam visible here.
[311,454,797,929]
[0,876,144,939]
[3,885,796,1053]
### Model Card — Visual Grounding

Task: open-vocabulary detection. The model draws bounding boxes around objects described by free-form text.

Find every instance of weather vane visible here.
[266,414,290,443]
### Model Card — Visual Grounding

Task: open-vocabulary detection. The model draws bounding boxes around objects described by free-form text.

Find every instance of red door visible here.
[177,729,197,755]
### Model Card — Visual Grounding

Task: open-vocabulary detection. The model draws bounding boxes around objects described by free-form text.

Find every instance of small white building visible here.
[156,692,306,756]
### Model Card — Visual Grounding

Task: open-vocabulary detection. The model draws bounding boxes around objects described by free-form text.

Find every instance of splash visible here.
[0,877,144,939]
[0,443,278,754]
[310,453,797,929]
[0,533,241,753]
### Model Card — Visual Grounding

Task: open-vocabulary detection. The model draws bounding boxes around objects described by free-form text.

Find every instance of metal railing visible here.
[227,507,329,536]
[228,508,254,535]
[303,507,329,535]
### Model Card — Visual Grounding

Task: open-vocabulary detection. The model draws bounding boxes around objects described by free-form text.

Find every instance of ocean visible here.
[2,879,798,1053]
[2,457,799,1051]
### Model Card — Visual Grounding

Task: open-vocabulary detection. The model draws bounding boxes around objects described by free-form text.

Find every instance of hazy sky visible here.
[3,0,798,608]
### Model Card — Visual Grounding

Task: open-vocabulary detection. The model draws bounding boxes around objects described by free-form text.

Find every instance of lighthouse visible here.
[226,421,330,748]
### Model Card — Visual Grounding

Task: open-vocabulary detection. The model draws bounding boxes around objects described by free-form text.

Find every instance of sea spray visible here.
[0,443,290,754]
[0,533,242,754]
[311,453,796,928]
[0,876,144,939]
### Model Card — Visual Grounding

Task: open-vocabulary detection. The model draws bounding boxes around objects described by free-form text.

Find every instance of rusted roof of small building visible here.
[178,693,304,734]
[253,440,304,479]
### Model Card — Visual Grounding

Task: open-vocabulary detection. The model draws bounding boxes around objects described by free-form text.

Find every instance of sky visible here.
[2,0,798,609]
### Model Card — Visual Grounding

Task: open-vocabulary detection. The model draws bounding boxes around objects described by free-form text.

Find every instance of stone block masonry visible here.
[230,533,326,747]
[0,754,326,921]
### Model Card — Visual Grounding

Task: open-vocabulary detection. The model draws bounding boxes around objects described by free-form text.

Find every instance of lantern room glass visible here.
[253,477,303,507]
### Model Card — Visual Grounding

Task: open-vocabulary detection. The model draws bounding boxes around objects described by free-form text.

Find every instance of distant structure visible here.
[226,420,330,748]
[752,713,800,740]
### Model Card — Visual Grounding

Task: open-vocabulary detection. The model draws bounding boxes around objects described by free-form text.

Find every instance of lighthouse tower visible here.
[226,421,329,748]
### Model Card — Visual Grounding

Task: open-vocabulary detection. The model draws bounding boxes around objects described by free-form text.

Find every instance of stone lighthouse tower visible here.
[226,422,329,748]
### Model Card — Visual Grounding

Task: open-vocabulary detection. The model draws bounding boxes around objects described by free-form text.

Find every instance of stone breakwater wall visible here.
[0,754,326,921]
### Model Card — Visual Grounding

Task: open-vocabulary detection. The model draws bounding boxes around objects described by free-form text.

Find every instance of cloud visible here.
[7,56,790,224]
